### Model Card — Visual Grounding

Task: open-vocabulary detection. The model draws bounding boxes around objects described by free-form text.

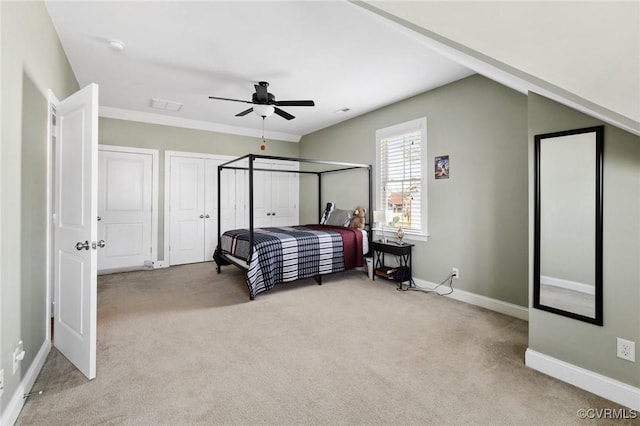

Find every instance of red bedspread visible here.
[304,224,364,269]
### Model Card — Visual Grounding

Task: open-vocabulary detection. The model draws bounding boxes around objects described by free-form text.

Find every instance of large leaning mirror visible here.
[534,126,604,325]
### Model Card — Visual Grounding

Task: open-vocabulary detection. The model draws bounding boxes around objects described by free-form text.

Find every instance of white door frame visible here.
[98,144,160,268]
[46,90,59,339]
[164,151,234,266]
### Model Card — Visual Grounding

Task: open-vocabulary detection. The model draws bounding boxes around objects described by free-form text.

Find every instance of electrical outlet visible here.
[451,267,459,279]
[617,338,635,362]
[13,340,25,374]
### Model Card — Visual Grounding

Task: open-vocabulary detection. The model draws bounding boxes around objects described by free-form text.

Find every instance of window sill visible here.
[373,228,429,243]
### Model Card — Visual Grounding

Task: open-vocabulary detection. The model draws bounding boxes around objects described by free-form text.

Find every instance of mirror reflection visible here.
[534,126,603,325]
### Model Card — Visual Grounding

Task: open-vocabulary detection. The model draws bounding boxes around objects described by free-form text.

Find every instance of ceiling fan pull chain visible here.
[260,117,267,151]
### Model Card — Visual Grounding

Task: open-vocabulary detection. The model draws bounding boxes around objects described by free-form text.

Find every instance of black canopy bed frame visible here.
[214,153,373,300]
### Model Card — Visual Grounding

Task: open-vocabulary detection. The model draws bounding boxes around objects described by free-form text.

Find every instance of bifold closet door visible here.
[251,164,298,227]
[270,169,297,226]
[219,169,246,233]
[169,156,220,265]
[252,168,272,228]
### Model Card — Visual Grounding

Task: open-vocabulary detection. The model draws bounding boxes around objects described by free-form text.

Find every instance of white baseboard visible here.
[413,278,529,321]
[97,265,152,275]
[1,340,51,426]
[540,275,595,295]
[526,349,640,410]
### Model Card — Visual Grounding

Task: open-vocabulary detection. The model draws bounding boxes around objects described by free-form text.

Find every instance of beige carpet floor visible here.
[17,263,630,425]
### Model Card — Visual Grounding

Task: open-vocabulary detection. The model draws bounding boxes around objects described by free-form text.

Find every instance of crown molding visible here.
[99,106,301,143]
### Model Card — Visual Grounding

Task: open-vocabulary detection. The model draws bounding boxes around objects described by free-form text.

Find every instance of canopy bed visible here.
[214,154,372,300]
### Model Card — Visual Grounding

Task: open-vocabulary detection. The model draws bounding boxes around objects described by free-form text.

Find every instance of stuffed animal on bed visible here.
[349,206,366,230]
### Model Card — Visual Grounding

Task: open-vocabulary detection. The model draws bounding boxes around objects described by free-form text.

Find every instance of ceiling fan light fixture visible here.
[253,104,274,118]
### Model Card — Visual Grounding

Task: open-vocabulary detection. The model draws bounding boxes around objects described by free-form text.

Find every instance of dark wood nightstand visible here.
[372,240,415,290]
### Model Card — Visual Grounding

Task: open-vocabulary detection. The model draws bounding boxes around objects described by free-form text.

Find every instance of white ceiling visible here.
[45,1,474,142]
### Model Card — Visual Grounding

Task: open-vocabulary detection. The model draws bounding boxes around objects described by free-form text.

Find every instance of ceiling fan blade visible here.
[274,107,295,120]
[274,100,315,107]
[208,96,253,104]
[254,84,269,102]
[235,107,254,117]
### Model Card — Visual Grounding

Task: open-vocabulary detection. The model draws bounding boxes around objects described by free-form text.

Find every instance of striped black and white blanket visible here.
[219,226,350,299]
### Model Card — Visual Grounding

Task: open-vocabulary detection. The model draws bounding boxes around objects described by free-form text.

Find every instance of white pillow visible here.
[325,208,352,227]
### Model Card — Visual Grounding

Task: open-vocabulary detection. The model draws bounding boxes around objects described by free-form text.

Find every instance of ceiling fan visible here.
[208,81,315,120]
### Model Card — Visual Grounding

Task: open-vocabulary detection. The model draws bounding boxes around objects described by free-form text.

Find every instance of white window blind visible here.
[377,120,425,235]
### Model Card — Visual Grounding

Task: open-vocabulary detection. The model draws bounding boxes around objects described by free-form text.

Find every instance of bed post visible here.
[317,172,322,222]
[216,164,222,272]
[248,154,255,260]
[368,165,373,246]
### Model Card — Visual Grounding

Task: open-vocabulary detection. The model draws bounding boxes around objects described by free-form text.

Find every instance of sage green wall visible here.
[1,0,79,415]
[98,117,300,260]
[20,73,48,385]
[299,75,529,306]
[528,93,640,387]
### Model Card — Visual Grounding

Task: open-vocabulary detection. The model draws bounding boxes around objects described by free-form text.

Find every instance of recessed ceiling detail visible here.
[107,39,125,51]
[150,98,183,112]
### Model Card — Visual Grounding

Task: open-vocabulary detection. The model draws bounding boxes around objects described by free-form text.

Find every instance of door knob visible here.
[267,213,272,216]
[97,240,106,248]
[199,214,205,218]
[75,240,90,251]
[97,216,102,221]
[205,214,210,218]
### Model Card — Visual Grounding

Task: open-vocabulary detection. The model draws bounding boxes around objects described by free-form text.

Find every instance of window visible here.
[376,118,427,239]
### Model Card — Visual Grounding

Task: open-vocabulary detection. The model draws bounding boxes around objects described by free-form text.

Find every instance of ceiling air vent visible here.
[150,98,183,112]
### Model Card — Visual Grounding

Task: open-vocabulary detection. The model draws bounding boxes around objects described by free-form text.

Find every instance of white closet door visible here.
[98,150,152,270]
[243,162,299,228]
[170,157,205,265]
[271,169,298,226]
[234,170,248,229]
[219,170,237,234]
[252,169,272,227]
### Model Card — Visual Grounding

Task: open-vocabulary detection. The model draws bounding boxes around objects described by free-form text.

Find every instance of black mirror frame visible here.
[533,125,604,326]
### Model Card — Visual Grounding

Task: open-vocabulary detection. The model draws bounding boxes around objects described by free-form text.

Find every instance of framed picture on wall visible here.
[435,155,449,179]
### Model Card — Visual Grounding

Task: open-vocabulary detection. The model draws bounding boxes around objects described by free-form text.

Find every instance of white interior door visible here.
[250,162,299,228]
[234,170,248,229]
[252,169,272,227]
[98,150,152,270]
[271,168,298,226]
[220,170,239,233]
[53,83,98,380]
[169,156,205,265]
